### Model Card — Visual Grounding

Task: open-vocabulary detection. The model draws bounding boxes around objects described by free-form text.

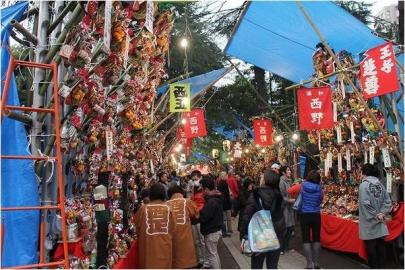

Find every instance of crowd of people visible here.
[132,162,393,269]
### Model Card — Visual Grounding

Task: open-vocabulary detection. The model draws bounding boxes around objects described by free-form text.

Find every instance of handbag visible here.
[247,197,280,253]
[292,182,304,211]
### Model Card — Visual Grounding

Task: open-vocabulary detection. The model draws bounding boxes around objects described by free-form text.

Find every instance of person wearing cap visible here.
[271,163,281,175]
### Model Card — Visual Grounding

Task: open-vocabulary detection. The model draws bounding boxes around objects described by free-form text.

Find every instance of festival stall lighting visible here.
[181,118,187,125]
[261,149,266,153]
[275,134,283,142]
[292,133,299,141]
[180,37,188,48]
[244,149,249,153]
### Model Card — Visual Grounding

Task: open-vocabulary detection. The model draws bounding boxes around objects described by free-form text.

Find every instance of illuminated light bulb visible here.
[180,38,188,48]
[181,118,187,125]
[261,149,266,153]
[292,133,299,141]
[245,149,249,153]
[275,135,283,142]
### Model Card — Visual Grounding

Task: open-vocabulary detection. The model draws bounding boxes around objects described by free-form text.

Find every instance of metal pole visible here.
[296,1,403,167]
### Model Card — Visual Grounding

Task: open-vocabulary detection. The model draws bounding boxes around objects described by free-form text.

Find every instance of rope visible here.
[26,134,56,184]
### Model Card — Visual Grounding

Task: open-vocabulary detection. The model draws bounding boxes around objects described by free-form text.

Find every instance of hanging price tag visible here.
[106,130,113,160]
[364,151,368,164]
[103,0,112,52]
[318,131,321,150]
[333,102,337,122]
[346,149,351,171]
[369,146,375,165]
[150,159,154,174]
[382,148,392,168]
[336,126,342,144]
[145,0,154,33]
[324,161,329,177]
[338,153,343,172]
[59,85,72,98]
[94,204,106,211]
[350,122,355,143]
[327,152,333,169]
[386,171,392,193]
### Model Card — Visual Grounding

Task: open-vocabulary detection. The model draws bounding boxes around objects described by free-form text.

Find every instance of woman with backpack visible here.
[298,170,323,269]
[240,169,285,269]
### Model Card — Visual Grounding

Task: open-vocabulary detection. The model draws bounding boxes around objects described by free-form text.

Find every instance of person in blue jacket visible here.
[299,170,323,269]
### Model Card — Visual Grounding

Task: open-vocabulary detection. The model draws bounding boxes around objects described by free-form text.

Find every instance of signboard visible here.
[183,108,207,138]
[297,86,334,130]
[360,42,399,99]
[253,118,272,146]
[169,83,191,112]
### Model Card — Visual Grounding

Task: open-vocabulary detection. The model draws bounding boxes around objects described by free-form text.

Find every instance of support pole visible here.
[47,2,76,35]
[10,20,38,45]
[296,1,403,167]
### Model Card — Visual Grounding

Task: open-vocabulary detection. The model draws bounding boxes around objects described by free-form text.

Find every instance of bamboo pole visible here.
[296,1,403,167]
[285,64,360,91]
[47,2,77,35]
[3,111,32,125]
[44,4,84,64]
[10,20,38,45]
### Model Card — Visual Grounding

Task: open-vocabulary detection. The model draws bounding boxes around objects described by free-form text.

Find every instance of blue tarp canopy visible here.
[157,67,232,97]
[1,1,40,267]
[225,1,386,83]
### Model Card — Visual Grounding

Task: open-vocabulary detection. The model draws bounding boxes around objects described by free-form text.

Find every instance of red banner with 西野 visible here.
[360,42,399,99]
[176,126,193,155]
[297,86,334,130]
[253,118,272,146]
[183,108,207,138]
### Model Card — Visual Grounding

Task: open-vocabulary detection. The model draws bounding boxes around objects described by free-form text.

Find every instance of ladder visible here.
[1,57,69,269]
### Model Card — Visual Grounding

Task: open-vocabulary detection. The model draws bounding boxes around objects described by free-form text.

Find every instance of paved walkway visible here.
[221,219,308,269]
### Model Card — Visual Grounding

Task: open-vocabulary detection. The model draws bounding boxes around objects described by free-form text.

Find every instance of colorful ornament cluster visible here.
[57,1,173,267]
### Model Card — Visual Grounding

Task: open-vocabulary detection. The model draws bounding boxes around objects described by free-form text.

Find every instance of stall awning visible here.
[157,67,233,98]
[225,1,385,83]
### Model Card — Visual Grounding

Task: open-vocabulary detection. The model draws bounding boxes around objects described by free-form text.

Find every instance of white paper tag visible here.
[324,161,329,177]
[59,85,72,98]
[94,192,106,201]
[318,132,321,150]
[103,0,112,52]
[350,122,355,143]
[123,29,130,68]
[94,204,106,211]
[369,146,375,165]
[333,102,337,122]
[364,151,368,164]
[382,148,392,168]
[346,149,351,171]
[106,130,113,160]
[336,126,342,144]
[386,172,392,193]
[150,159,154,174]
[145,1,154,33]
[327,152,333,169]
[338,153,343,172]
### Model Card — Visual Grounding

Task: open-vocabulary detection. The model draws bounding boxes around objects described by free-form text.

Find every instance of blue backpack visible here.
[247,195,280,253]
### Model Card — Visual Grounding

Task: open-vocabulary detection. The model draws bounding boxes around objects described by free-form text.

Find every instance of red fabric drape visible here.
[321,203,404,260]
[113,240,138,269]
[54,239,85,260]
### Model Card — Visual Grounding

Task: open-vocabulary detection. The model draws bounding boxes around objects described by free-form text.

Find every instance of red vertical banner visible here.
[253,118,272,146]
[176,126,193,155]
[360,42,399,99]
[183,108,207,138]
[297,86,334,130]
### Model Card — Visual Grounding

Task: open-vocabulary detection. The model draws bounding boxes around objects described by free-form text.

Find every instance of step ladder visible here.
[1,57,69,269]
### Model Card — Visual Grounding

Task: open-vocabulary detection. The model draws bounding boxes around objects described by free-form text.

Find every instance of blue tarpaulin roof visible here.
[225,1,386,83]
[1,1,40,267]
[157,67,232,97]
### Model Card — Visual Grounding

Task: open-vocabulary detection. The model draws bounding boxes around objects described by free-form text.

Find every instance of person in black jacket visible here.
[240,169,285,269]
[237,177,254,231]
[218,171,233,236]
[200,177,223,269]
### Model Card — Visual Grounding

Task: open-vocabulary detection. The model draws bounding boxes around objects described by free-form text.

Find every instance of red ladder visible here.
[1,57,69,269]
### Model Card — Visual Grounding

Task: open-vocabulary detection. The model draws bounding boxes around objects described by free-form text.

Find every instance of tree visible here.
[166,2,224,79]
[336,1,373,25]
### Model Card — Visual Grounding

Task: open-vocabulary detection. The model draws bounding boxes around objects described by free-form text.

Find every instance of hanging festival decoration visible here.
[297,86,334,130]
[176,126,192,155]
[182,108,208,138]
[169,83,191,112]
[359,42,400,99]
[252,118,272,146]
